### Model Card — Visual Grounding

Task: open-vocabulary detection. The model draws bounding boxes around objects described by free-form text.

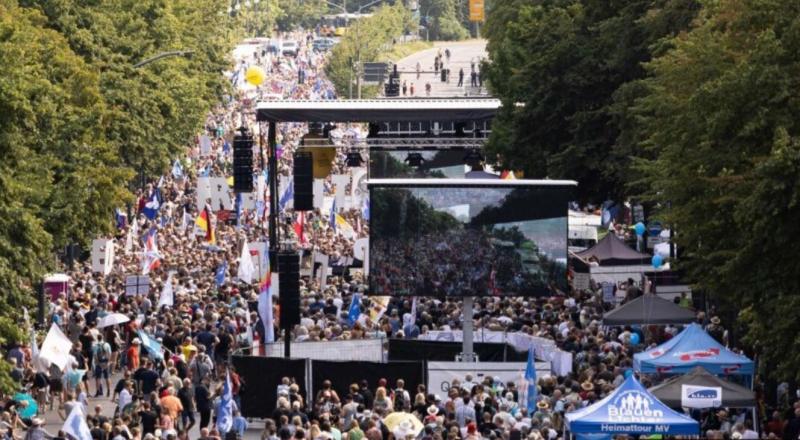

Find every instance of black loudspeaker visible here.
[293,151,313,211]
[278,251,300,330]
[233,130,254,193]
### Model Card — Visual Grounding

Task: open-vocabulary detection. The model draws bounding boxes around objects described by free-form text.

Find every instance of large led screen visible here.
[369,181,573,297]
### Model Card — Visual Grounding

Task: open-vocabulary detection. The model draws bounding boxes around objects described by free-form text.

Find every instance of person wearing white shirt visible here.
[118,381,133,414]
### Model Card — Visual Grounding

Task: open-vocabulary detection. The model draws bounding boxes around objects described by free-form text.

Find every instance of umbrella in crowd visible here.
[96,312,130,328]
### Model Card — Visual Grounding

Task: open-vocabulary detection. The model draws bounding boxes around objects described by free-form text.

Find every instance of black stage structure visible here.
[254,98,503,358]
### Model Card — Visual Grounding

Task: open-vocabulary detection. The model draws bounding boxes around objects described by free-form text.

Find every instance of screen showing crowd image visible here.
[369,183,571,297]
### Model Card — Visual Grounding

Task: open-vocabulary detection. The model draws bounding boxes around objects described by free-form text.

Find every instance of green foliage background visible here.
[0,0,240,392]
[484,0,800,383]
[325,3,417,98]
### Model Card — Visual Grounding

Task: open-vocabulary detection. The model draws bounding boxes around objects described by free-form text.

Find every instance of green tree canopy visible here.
[482,0,699,202]
[325,3,416,97]
[634,0,800,381]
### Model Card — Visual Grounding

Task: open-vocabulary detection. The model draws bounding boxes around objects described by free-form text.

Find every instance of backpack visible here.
[394,388,408,410]
[96,343,110,365]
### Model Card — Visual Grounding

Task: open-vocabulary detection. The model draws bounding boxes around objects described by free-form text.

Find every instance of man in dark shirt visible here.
[134,361,160,396]
[138,401,158,435]
[196,324,217,354]
[178,378,195,432]
[195,377,212,429]
[89,418,107,440]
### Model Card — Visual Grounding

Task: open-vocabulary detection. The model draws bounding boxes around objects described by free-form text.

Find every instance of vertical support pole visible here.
[268,121,278,249]
[462,297,474,362]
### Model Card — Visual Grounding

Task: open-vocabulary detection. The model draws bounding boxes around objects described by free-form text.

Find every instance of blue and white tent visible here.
[565,375,699,436]
[633,323,754,376]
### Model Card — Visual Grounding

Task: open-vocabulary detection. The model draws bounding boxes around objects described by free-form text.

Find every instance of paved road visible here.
[393,40,489,97]
[38,371,267,439]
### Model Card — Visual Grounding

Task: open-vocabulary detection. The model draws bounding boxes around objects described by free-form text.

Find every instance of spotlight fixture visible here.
[345,150,364,167]
[463,149,484,169]
[404,152,425,168]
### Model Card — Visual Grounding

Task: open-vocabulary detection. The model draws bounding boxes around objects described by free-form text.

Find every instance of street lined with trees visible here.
[483,0,800,384]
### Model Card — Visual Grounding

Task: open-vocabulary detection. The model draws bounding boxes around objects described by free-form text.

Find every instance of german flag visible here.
[195,205,216,244]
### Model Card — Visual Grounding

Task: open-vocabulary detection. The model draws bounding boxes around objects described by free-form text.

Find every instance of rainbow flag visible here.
[257,249,274,343]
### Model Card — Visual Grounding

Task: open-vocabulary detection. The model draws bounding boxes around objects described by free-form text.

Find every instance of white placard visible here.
[354,238,369,275]
[332,174,350,210]
[351,168,368,197]
[314,252,329,289]
[199,135,212,156]
[248,241,268,281]
[573,272,590,292]
[263,338,382,362]
[197,177,233,211]
[125,275,150,296]
[313,179,325,210]
[427,361,550,395]
[681,385,722,408]
[91,239,115,275]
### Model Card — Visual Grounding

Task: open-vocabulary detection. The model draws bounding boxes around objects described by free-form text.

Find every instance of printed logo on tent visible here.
[656,366,673,374]
[722,365,741,374]
[607,390,664,423]
[674,348,720,361]
[681,385,722,408]
[649,349,664,358]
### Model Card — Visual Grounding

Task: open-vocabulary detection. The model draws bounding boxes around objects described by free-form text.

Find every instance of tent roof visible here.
[649,366,756,408]
[574,233,650,266]
[255,98,501,122]
[603,294,696,326]
[566,375,699,435]
[634,323,754,375]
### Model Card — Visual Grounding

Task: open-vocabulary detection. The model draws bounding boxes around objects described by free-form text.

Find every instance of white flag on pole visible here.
[158,272,175,308]
[237,242,256,284]
[39,323,73,371]
[62,404,92,440]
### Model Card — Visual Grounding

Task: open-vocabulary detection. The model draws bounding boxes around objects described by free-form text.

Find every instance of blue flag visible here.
[279,181,294,212]
[525,348,537,415]
[217,371,234,433]
[215,261,228,287]
[348,294,361,326]
[330,199,337,231]
[137,330,164,361]
[171,159,184,179]
[142,191,160,220]
[115,208,128,229]
[362,198,370,220]
[235,193,243,229]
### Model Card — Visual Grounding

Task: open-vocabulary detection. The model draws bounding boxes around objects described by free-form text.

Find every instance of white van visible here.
[281,40,298,57]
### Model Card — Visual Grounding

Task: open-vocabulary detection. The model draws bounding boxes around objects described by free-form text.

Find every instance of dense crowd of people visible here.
[0,28,785,440]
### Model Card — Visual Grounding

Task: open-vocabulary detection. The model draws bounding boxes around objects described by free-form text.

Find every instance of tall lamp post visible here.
[132,50,194,190]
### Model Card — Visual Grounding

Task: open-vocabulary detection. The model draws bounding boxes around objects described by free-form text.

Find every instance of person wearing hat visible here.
[126,338,141,371]
[424,404,439,424]
[24,417,55,440]
[707,316,728,346]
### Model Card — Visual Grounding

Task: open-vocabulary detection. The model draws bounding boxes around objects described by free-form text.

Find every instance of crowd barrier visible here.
[233,355,553,419]
[388,338,527,362]
[418,330,573,376]
[262,338,384,362]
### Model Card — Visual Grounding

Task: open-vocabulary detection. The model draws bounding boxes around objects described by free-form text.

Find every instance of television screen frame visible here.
[367,178,577,298]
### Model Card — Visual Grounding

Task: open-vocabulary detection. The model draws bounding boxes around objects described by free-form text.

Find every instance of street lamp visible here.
[133,51,195,68]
